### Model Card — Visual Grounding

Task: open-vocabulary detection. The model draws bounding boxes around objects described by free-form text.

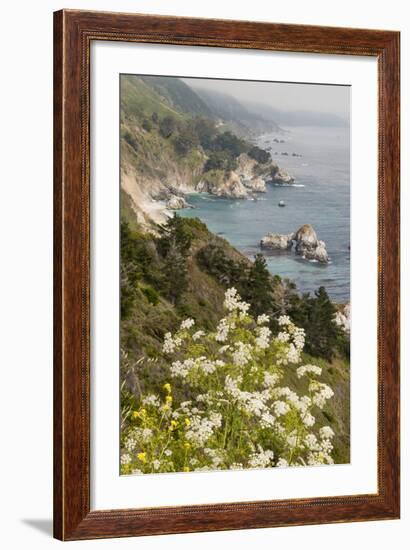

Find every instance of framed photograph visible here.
[54,9,400,540]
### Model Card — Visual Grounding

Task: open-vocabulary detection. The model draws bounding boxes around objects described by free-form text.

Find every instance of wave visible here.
[271,183,305,188]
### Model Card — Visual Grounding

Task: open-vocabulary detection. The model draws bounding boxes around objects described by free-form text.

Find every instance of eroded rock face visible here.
[244,176,266,193]
[293,225,329,263]
[269,164,295,185]
[166,195,193,210]
[260,233,294,250]
[294,224,318,248]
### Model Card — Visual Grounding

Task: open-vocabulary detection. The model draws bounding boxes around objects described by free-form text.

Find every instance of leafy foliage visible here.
[159,115,178,138]
[120,289,336,474]
[288,287,346,360]
[248,145,272,164]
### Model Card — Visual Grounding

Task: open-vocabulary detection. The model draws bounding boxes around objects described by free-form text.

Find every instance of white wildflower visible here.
[249,446,274,468]
[192,330,205,341]
[141,428,153,441]
[121,453,131,465]
[255,326,271,350]
[257,314,270,325]
[286,343,300,364]
[286,431,298,448]
[276,458,289,468]
[180,318,195,330]
[163,332,182,354]
[263,372,279,389]
[304,433,320,451]
[142,394,160,407]
[319,426,335,439]
[278,315,291,326]
[260,412,276,428]
[276,331,290,343]
[215,318,229,342]
[273,400,290,416]
[232,341,253,366]
[297,364,322,378]
[302,412,316,427]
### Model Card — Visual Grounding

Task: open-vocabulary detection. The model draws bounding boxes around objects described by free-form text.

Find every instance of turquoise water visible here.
[180,126,350,303]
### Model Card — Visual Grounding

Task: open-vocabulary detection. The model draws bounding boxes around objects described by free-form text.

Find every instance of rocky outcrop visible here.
[269,166,295,184]
[243,176,266,193]
[293,224,329,263]
[260,232,294,250]
[197,171,249,199]
[260,224,329,263]
[166,195,194,210]
[335,304,351,332]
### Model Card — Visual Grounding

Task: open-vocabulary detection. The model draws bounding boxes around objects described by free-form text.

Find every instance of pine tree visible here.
[242,254,273,317]
[289,286,341,360]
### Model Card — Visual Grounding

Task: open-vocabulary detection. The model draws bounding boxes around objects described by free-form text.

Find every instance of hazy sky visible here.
[183,77,350,121]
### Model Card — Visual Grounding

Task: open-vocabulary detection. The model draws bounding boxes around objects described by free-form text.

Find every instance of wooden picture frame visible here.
[54,9,400,541]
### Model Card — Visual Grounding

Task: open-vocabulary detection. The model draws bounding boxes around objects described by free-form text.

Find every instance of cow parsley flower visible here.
[319,426,335,439]
[180,318,195,330]
[215,318,230,342]
[297,364,322,378]
[273,400,290,416]
[255,326,271,350]
[276,458,289,468]
[278,315,291,326]
[232,341,253,366]
[249,446,274,468]
[257,314,270,325]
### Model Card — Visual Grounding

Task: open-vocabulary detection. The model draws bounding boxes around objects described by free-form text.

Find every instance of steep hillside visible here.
[120,75,293,229]
[140,76,214,118]
[192,86,282,136]
[120,210,350,464]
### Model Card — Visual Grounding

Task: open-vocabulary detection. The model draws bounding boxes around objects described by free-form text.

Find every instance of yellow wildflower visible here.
[137,452,146,463]
[184,418,191,427]
[165,395,173,405]
[184,441,191,449]
[163,383,172,394]
[169,420,178,431]
[183,466,190,472]
[132,411,140,419]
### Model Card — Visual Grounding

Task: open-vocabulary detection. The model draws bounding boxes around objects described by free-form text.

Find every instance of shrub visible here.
[141,286,159,305]
[159,115,177,138]
[173,125,199,155]
[289,287,344,360]
[122,129,138,151]
[142,118,152,132]
[120,288,336,474]
[210,131,248,157]
[204,151,238,172]
[248,146,271,164]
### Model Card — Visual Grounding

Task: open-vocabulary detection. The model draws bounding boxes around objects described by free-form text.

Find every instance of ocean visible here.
[180,126,350,303]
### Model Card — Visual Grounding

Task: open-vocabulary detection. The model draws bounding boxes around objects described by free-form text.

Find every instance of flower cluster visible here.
[121,288,336,474]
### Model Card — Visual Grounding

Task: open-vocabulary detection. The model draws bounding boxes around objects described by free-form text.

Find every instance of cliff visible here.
[120,75,293,228]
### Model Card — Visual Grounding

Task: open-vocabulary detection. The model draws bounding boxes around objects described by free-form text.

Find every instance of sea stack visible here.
[260,224,329,263]
[293,224,329,263]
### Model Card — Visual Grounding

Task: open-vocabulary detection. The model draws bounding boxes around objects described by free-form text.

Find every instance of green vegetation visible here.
[120,214,350,470]
[121,294,340,474]
[119,74,350,473]
[248,145,272,164]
